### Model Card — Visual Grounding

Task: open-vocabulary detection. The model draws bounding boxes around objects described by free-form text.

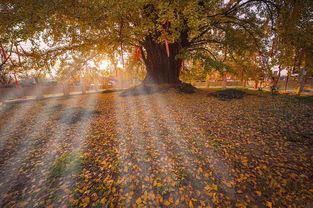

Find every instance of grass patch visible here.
[286,95,313,104]
[156,184,170,195]
[1,103,19,111]
[176,169,190,186]
[50,152,82,178]
[210,139,229,149]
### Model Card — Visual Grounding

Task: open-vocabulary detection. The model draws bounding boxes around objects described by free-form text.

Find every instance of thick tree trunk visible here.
[142,36,182,84]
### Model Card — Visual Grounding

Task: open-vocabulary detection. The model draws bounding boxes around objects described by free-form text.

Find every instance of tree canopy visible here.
[0,0,312,87]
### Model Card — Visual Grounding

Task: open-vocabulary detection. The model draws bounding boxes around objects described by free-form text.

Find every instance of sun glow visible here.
[99,59,111,71]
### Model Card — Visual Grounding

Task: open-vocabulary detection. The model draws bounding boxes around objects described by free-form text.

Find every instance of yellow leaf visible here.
[223,181,233,188]
[212,184,218,191]
[256,191,262,196]
[289,173,297,179]
[242,159,248,166]
[136,197,142,204]
[205,184,218,192]
[205,185,210,191]
[266,201,272,208]
[82,197,90,207]
[235,202,247,208]
[158,195,163,202]
[156,182,162,187]
[164,201,171,206]
[92,193,98,201]
[212,193,219,204]
[17,201,28,207]
[175,199,180,206]
[189,200,194,208]
[149,192,155,200]
[100,197,107,204]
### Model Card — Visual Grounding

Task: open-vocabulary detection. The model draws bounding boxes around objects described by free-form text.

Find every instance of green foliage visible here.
[194,53,233,73]
[180,60,206,82]
[275,0,313,74]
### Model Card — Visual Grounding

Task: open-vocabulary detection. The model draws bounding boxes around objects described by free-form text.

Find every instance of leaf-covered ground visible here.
[0,89,312,208]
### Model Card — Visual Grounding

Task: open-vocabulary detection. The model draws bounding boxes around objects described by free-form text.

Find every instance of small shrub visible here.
[270,85,279,94]
[208,89,247,101]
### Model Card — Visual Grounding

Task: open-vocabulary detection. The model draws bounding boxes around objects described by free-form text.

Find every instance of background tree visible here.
[275,0,313,94]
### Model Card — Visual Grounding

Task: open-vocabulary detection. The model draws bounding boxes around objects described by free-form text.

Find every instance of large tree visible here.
[0,0,278,85]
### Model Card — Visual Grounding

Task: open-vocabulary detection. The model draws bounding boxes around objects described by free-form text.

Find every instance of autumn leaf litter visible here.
[0,89,312,207]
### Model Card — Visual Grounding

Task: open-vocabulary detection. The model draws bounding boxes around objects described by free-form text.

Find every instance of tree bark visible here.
[254,79,259,89]
[240,70,244,87]
[142,36,182,84]
[298,69,306,95]
[297,49,305,95]
[222,74,227,89]
[206,73,210,88]
[81,79,86,94]
[272,65,282,90]
[284,71,290,92]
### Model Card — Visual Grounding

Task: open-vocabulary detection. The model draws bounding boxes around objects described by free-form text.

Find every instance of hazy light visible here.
[99,59,111,71]
[113,93,153,204]
[0,88,64,202]
[49,92,100,207]
[0,87,100,207]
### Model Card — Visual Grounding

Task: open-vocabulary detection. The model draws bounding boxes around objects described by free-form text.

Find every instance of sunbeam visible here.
[0,86,75,205]
[49,92,100,207]
[1,0,312,206]
[0,84,65,152]
[0,96,64,206]
[133,88,180,205]
[113,91,156,206]
[145,85,234,206]
[0,90,100,207]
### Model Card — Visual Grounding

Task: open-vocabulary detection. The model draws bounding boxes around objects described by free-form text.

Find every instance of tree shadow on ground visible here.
[119,83,196,97]
[101,89,122,94]
[119,85,169,97]
[208,89,248,101]
[54,107,101,124]
[2,90,118,105]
